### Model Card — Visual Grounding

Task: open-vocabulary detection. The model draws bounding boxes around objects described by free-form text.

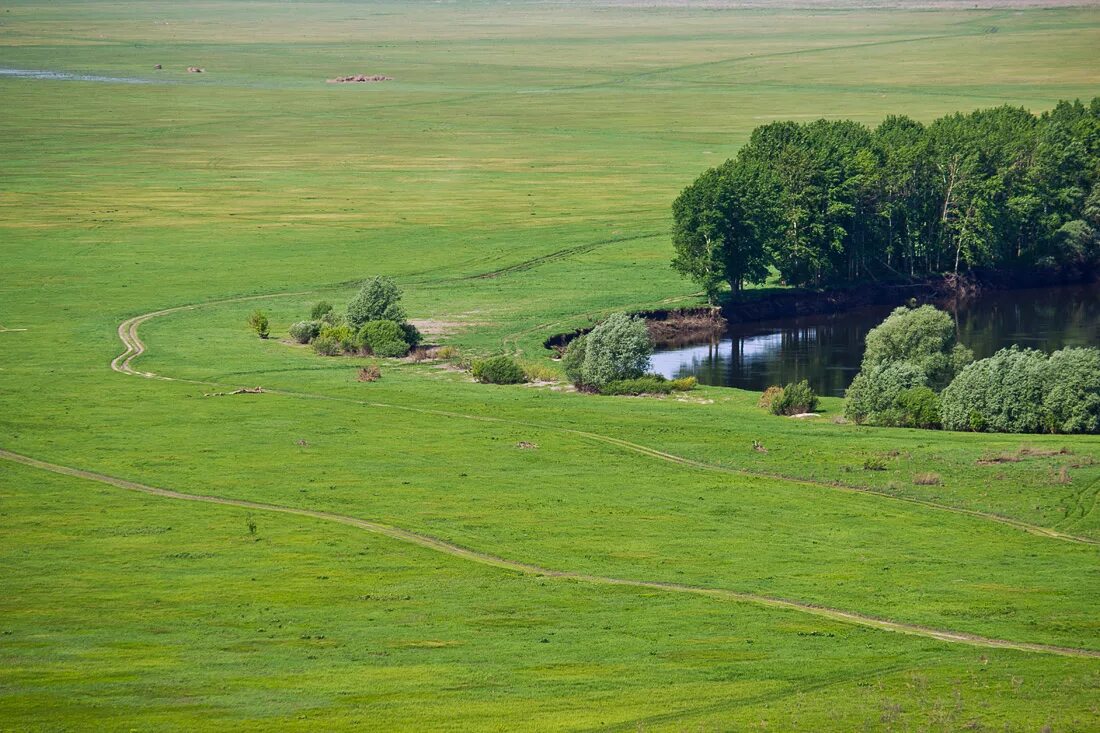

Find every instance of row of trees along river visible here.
[671,98,1100,299]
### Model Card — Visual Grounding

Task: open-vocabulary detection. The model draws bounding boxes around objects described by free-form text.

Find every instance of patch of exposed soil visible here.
[327,74,392,83]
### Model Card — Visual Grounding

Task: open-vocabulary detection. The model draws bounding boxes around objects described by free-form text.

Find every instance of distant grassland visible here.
[1,2,1099,729]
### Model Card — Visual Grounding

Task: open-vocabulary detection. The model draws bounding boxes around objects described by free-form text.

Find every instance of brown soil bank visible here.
[543,266,1097,351]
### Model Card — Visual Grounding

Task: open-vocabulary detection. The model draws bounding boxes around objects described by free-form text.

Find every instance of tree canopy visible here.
[672,98,1100,295]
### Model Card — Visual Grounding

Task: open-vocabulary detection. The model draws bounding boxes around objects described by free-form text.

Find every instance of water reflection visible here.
[0,68,154,84]
[650,282,1100,396]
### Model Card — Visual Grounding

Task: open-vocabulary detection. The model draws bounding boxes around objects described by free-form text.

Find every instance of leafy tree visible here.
[310,301,334,320]
[940,347,1050,433]
[347,276,406,330]
[1044,347,1100,434]
[860,305,972,389]
[562,334,588,386]
[247,310,270,339]
[844,361,928,424]
[671,161,777,300]
[578,313,652,388]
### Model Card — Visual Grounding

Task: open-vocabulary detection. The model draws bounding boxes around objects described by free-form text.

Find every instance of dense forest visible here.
[672,98,1100,299]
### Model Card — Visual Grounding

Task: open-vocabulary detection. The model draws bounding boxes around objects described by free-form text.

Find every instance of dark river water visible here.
[649,282,1100,397]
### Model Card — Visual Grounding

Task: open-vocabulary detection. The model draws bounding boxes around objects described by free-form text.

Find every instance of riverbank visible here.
[544,267,1098,351]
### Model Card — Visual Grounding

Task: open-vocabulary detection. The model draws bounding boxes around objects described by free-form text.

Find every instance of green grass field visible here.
[2,1,1099,729]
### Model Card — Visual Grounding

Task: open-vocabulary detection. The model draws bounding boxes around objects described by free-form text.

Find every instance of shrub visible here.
[844,362,927,424]
[669,376,697,392]
[472,355,527,385]
[289,320,322,344]
[357,365,381,382]
[247,310,270,339]
[863,456,888,471]
[758,385,784,410]
[913,472,941,485]
[400,322,422,348]
[521,361,559,383]
[578,313,652,388]
[310,301,334,320]
[359,320,410,358]
[311,334,341,356]
[562,335,588,386]
[600,375,672,395]
[320,310,343,326]
[347,276,406,329]
[940,347,1050,433]
[319,324,358,353]
[770,380,818,416]
[1043,347,1100,434]
[434,345,460,361]
[891,386,942,429]
[861,305,972,389]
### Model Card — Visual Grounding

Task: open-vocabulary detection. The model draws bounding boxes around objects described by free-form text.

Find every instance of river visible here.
[649,282,1100,397]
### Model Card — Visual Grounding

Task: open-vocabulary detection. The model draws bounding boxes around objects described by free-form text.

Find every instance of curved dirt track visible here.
[111,294,1099,547]
[3,447,1097,659]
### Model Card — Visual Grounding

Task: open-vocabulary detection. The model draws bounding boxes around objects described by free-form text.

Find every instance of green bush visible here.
[941,347,1050,433]
[844,362,928,424]
[600,375,672,395]
[310,301,334,320]
[319,324,358,354]
[359,320,410,358]
[1044,347,1100,434]
[562,335,588,386]
[669,376,697,392]
[311,334,341,356]
[347,276,406,330]
[890,386,942,429]
[288,320,322,344]
[577,313,652,388]
[770,380,818,416]
[401,322,423,348]
[247,310,270,339]
[472,355,527,385]
[861,305,972,389]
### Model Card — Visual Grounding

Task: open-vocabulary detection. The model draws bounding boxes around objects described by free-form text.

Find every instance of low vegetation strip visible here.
[111,297,1099,546]
[2,446,1097,659]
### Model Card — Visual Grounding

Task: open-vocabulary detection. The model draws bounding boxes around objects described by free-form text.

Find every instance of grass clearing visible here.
[1,0,1098,727]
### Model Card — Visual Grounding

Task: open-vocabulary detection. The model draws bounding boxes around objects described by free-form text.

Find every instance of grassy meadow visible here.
[2,1,1099,729]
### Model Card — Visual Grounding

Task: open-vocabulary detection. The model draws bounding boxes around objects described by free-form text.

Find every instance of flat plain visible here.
[1,1,1099,730]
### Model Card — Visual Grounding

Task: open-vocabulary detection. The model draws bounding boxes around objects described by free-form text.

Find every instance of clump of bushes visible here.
[848,304,1099,434]
[563,312,653,390]
[247,310,270,339]
[289,320,322,344]
[769,380,819,416]
[357,365,381,382]
[940,346,1100,434]
[359,319,410,358]
[472,355,527,384]
[285,278,421,359]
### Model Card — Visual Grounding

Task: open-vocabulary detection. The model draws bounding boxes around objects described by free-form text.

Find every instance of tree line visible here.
[672,98,1100,299]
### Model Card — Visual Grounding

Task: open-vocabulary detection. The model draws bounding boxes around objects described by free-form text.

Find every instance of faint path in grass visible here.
[109,294,1100,547]
[2,446,1097,659]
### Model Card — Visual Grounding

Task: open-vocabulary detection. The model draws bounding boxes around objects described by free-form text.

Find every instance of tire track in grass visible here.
[2,447,1097,660]
[110,295,1100,547]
